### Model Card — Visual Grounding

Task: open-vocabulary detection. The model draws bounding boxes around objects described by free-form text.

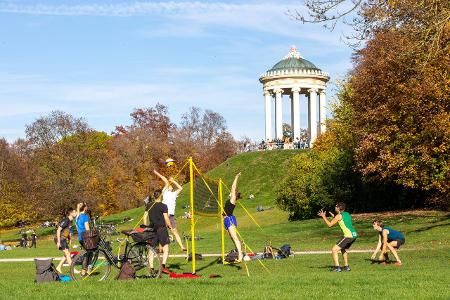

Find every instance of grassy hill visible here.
[102,149,300,226]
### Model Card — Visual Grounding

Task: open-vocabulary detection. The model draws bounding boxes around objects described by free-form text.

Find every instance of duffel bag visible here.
[131,230,155,243]
[116,261,135,280]
[81,229,99,250]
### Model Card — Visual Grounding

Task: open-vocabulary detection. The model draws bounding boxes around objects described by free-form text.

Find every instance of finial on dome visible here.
[284,45,302,59]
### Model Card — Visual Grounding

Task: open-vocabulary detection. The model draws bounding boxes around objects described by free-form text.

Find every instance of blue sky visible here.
[0,0,353,142]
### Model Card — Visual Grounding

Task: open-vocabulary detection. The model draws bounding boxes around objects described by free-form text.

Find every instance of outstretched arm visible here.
[230,172,241,204]
[380,230,389,257]
[318,210,340,228]
[371,235,382,259]
[154,170,170,190]
[170,177,183,195]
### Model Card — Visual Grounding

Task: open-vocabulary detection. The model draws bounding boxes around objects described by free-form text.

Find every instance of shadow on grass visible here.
[364,258,383,264]
[406,221,450,235]
[308,265,336,270]
[168,262,183,270]
[194,258,225,273]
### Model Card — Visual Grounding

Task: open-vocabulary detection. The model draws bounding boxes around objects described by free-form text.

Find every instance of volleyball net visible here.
[140,157,269,275]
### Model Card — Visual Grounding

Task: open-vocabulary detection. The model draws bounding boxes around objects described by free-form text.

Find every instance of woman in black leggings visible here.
[75,202,92,276]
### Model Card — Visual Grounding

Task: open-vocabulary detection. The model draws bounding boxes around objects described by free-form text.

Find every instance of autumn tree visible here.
[298,0,450,207]
[176,107,237,171]
[0,139,35,227]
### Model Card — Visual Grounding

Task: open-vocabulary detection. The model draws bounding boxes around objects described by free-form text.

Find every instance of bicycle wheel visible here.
[70,249,112,282]
[127,243,162,278]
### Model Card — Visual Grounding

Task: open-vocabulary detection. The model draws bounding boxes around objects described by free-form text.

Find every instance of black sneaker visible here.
[343,266,351,272]
[332,266,342,272]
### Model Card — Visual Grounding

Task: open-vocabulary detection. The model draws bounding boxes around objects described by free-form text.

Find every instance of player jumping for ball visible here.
[154,170,186,252]
[318,202,357,272]
[371,220,405,266]
[223,172,243,262]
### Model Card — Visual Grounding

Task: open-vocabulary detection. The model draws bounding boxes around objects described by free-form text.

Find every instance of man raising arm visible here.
[153,170,186,251]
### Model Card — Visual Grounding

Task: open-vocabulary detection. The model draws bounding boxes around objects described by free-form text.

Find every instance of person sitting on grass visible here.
[223,172,243,262]
[147,189,173,274]
[318,202,358,272]
[153,170,186,252]
[55,208,77,274]
[371,220,405,266]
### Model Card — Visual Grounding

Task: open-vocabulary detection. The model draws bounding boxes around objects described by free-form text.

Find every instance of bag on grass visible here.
[188,253,203,262]
[116,261,136,280]
[81,229,99,250]
[278,244,292,258]
[224,249,239,263]
[34,259,60,283]
[263,245,274,259]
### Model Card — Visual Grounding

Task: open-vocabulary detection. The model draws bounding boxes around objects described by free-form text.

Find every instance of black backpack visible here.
[34,259,60,283]
[224,249,239,263]
[116,261,136,280]
[188,253,203,262]
[278,244,292,258]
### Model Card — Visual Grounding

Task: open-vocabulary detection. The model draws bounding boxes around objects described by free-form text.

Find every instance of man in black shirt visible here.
[147,189,172,274]
[55,208,77,274]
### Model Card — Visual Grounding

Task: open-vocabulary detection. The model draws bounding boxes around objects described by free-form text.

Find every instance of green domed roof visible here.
[269,57,319,72]
[267,46,320,72]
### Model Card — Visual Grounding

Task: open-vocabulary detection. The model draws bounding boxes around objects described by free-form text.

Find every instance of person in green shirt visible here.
[318,202,357,272]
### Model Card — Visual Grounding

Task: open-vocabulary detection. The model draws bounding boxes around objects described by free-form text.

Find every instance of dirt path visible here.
[0,249,384,263]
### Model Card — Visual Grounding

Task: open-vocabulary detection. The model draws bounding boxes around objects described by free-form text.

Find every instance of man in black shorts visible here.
[147,189,172,274]
[55,208,77,274]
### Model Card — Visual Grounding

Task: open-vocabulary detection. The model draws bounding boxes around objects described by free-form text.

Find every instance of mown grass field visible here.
[0,211,449,299]
[1,151,449,299]
[1,250,449,300]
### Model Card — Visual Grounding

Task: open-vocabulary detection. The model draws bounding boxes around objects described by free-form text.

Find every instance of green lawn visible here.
[0,250,449,299]
[0,211,449,299]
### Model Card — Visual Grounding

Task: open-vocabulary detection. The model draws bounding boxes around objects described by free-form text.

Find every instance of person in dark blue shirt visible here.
[372,220,405,266]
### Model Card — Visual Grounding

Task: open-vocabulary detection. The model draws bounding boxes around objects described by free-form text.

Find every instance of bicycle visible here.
[70,229,162,281]
[97,223,119,236]
[92,216,119,236]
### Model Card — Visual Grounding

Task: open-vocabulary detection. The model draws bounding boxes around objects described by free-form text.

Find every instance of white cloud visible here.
[0,2,277,17]
[0,1,350,43]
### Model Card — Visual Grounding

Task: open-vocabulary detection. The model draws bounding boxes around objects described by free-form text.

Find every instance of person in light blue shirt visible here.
[372,220,405,266]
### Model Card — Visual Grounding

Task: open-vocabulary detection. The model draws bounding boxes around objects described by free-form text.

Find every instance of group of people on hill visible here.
[318,202,405,271]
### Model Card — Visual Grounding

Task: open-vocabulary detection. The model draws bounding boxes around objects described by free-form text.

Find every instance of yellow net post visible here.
[189,157,196,274]
[219,179,225,264]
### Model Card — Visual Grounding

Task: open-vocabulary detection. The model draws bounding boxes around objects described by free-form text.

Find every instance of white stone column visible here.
[274,88,283,139]
[307,94,311,139]
[319,90,327,134]
[264,90,272,141]
[291,87,301,140]
[308,88,318,144]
